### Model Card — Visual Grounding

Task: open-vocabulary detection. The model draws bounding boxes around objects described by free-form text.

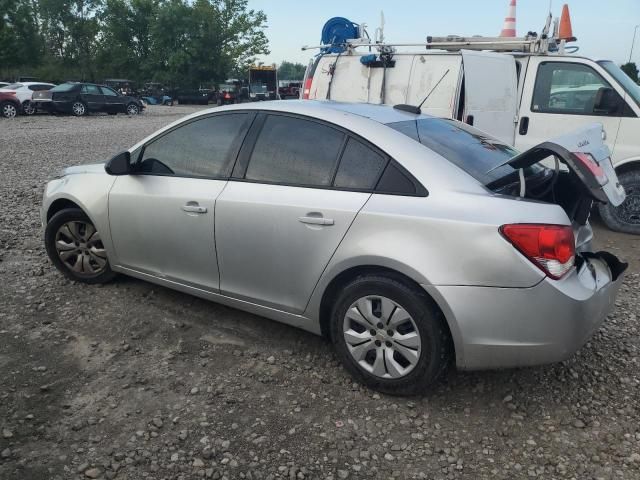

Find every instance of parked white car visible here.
[0,82,56,115]
[302,48,640,234]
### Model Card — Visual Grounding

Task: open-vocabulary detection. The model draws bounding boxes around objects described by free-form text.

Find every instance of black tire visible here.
[45,208,116,284]
[22,101,36,115]
[1,101,18,118]
[598,169,640,235]
[126,103,140,115]
[71,101,87,116]
[330,274,451,395]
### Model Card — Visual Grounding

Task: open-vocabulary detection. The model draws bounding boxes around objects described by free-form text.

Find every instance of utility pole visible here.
[629,25,640,63]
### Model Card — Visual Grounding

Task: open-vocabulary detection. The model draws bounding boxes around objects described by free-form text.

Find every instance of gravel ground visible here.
[0,107,639,480]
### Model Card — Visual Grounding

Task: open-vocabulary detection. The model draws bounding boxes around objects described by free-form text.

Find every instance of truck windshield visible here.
[598,60,640,107]
[387,118,541,185]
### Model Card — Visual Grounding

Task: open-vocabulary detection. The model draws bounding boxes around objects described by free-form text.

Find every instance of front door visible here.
[216,113,387,313]
[100,86,125,113]
[80,84,105,111]
[108,112,253,290]
[461,50,519,144]
[515,58,624,154]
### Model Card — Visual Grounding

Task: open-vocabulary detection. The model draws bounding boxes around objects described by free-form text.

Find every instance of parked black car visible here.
[32,82,145,116]
[176,89,211,105]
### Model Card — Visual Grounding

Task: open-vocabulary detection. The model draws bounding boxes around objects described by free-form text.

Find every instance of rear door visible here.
[461,50,518,144]
[215,113,388,313]
[80,84,105,111]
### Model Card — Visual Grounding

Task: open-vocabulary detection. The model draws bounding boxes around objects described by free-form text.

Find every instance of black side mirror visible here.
[105,151,131,175]
[593,87,618,114]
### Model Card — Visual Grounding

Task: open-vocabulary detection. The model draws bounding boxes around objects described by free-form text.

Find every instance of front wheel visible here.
[1,101,18,118]
[126,103,140,115]
[599,169,640,235]
[44,208,116,284]
[330,275,451,395]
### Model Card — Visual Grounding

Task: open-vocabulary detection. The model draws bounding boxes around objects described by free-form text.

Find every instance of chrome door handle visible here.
[182,204,207,214]
[299,216,334,226]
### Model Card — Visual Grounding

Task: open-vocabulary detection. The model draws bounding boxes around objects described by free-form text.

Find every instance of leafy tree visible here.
[0,0,43,79]
[621,62,639,84]
[277,61,306,81]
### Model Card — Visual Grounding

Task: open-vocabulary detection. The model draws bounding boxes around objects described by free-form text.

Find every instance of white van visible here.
[302,43,640,234]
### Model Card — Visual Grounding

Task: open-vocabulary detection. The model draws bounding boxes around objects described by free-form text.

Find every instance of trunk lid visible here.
[32,90,53,102]
[497,124,625,207]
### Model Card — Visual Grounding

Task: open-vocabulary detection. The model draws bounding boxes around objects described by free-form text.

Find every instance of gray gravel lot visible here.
[0,106,639,480]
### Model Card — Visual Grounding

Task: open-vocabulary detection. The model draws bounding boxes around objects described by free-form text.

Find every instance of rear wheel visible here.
[72,101,87,116]
[22,101,36,115]
[45,208,116,284]
[599,169,640,235]
[330,274,451,395]
[1,101,18,118]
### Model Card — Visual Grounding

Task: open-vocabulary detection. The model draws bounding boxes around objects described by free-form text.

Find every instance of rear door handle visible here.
[299,215,334,226]
[182,203,207,214]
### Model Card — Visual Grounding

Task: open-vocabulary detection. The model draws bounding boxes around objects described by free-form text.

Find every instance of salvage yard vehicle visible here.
[176,89,211,105]
[302,11,640,234]
[33,82,145,116]
[42,101,627,395]
[248,65,278,100]
[0,81,55,115]
[0,91,22,118]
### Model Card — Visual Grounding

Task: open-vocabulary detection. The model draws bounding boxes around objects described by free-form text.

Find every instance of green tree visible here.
[621,62,639,83]
[0,0,43,79]
[277,61,306,81]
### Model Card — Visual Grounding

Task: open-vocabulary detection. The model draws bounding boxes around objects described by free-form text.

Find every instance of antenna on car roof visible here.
[393,69,450,115]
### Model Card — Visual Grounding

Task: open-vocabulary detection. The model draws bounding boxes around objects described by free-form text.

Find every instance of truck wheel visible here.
[598,169,640,235]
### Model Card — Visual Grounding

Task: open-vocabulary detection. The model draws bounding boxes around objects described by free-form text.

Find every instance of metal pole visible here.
[629,25,639,63]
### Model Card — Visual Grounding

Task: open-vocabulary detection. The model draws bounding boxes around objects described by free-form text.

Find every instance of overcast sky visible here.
[248,0,640,66]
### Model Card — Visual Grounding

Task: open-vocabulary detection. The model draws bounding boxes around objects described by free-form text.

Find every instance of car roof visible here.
[200,100,431,125]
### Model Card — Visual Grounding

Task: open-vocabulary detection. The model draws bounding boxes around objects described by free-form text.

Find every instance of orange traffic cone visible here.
[500,0,517,37]
[558,4,577,42]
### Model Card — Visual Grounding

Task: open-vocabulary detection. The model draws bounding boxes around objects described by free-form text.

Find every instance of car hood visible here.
[63,163,106,176]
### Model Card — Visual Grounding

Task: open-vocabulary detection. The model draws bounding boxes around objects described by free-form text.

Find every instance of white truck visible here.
[301,19,640,234]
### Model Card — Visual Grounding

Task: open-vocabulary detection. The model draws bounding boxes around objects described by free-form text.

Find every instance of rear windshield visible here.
[387,118,537,185]
[3,83,23,89]
[51,83,77,93]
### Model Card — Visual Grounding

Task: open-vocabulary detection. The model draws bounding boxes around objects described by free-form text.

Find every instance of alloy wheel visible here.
[127,104,139,115]
[616,184,640,225]
[55,221,107,275]
[2,103,17,118]
[72,102,85,116]
[342,295,422,379]
[22,101,36,115]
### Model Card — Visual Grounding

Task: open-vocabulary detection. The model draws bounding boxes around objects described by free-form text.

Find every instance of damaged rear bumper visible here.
[424,251,628,370]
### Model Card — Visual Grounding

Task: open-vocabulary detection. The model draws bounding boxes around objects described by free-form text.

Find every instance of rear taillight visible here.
[500,224,575,279]
[302,77,312,99]
[224,93,230,99]
[573,152,608,186]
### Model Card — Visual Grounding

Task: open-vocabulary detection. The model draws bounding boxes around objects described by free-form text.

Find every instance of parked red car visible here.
[0,92,21,118]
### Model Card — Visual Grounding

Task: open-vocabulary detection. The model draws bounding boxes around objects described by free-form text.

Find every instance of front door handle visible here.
[182,203,207,214]
[299,215,334,226]
[519,116,529,135]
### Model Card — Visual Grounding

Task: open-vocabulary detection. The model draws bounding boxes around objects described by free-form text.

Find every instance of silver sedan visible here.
[41,101,627,395]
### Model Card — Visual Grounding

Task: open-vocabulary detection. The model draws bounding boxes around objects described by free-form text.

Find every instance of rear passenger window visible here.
[376,162,419,196]
[81,85,101,95]
[245,115,344,186]
[138,113,249,178]
[333,138,387,189]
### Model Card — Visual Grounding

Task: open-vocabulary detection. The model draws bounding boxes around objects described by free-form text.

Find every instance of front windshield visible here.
[250,83,268,93]
[598,60,640,107]
[387,118,542,186]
